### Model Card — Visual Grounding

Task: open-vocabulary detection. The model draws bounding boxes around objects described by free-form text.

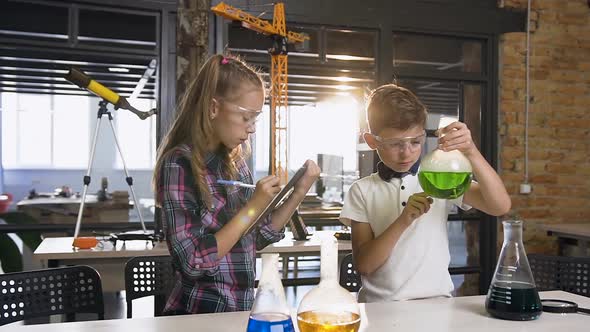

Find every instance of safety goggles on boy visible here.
[215,98,263,127]
[374,132,426,152]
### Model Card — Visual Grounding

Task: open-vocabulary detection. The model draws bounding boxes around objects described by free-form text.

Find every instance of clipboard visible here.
[289,209,310,240]
[244,164,308,234]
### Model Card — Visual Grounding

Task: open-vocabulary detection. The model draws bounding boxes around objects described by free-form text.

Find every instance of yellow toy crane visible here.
[211,2,309,184]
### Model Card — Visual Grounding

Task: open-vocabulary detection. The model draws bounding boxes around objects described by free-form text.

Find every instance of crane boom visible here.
[211,3,308,42]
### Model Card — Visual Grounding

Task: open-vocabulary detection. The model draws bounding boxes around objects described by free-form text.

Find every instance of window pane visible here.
[396,80,483,155]
[327,29,376,59]
[395,79,460,121]
[78,9,156,51]
[448,220,479,268]
[17,94,51,166]
[395,79,461,154]
[254,105,271,176]
[464,84,482,150]
[53,95,90,168]
[115,98,156,169]
[393,33,483,73]
[288,96,359,172]
[18,93,50,112]
[1,93,18,168]
[1,2,69,36]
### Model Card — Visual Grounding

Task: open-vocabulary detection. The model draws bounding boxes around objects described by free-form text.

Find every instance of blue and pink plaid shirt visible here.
[158,144,284,314]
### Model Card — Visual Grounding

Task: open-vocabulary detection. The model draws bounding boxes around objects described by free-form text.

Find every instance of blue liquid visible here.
[246,313,295,332]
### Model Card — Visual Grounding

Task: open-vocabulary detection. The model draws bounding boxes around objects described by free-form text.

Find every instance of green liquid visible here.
[418,171,472,199]
[485,284,542,321]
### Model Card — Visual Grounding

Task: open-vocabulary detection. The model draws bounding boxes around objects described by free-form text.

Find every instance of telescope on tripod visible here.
[64,67,157,249]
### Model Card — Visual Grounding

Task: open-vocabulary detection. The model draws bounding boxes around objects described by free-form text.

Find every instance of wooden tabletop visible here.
[33,231,352,261]
[17,194,131,207]
[540,223,590,239]
[9,291,589,331]
[258,230,352,254]
[33,236,169,260]
[298,205,342,219]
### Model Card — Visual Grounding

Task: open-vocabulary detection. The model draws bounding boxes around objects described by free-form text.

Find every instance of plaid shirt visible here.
[158,144,284,314]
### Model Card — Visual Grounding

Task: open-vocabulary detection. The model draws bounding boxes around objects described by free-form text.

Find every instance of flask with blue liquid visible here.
[247,253,294,332]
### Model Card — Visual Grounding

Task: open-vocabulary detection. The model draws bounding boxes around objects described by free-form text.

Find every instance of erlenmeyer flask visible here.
[297,238,360,332]
[418,116,472,199]
[247,254,294,332]
[485,220,542,321]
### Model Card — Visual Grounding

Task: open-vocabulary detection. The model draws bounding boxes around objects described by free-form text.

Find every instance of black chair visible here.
[339,253,361,292]
[124,255,175,318]
[529,254,590,297]
[0,265,104,326]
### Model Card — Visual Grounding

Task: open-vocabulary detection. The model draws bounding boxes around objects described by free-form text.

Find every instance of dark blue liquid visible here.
[486,283,542,321]
[246,313,295,332]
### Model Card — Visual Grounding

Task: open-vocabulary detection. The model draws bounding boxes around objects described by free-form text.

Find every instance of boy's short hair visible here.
[366,84,427,135]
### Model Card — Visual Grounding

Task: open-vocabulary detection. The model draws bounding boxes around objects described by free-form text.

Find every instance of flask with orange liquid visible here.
[297,238,360,332]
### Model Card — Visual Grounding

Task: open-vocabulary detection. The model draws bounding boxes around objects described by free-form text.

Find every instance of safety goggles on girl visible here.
[215,98,263,127]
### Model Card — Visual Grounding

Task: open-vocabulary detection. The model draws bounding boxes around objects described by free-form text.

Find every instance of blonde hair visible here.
[366,84,427,135]
[153,54,264,207]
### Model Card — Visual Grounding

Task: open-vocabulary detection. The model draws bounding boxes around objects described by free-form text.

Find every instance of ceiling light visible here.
[335,85,355,91]
[108,67,129,73]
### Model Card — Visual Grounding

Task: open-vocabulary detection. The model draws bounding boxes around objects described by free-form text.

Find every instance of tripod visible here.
[73,100,147,239]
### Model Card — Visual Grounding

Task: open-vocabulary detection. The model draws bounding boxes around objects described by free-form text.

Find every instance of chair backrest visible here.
[339,253,361,292]
[124,255,175,318]
[0,265,104,326]
[528,254,590,297]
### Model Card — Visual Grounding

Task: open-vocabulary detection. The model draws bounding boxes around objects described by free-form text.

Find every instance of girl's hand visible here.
[436,121,477,157]
[399,192,433,225]
[294,160,321,195]
[252,175,281,205]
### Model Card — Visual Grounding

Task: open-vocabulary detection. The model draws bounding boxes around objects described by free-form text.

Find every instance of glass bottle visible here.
[297,238,360,332]
[485,220,542,321]
[418,116,472,199]
[247,254,295,332]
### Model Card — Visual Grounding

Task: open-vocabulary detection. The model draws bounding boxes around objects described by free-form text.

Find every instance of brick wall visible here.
[498,0,590,253]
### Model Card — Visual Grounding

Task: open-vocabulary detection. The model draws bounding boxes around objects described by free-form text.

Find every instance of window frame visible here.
[391,29,499,295]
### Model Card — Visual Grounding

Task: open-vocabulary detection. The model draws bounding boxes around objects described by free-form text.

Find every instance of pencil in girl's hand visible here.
[216,179,256,189]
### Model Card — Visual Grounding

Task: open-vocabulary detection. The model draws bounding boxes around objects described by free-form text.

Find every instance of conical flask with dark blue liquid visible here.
[485,220,542,321]
[247,253,294,332]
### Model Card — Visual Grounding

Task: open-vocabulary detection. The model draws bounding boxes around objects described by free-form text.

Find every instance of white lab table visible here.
[9,291,589,331]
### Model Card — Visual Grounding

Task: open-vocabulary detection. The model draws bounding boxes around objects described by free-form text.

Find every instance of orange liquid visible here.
[297,311,360,332]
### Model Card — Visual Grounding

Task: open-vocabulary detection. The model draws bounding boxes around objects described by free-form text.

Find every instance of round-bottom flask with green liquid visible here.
[418,170,472,199]
[418,116,473,199]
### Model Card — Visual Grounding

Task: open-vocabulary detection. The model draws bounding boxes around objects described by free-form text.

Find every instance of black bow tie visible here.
[377,160,421,182]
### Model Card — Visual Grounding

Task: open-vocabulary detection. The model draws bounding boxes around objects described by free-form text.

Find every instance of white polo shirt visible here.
[340,172,469,303]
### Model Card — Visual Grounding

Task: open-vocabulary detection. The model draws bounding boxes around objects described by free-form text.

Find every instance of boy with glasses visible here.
[340,84,510,303]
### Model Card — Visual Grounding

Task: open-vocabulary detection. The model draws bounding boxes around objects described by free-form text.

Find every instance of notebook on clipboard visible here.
[244,164,308,234]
